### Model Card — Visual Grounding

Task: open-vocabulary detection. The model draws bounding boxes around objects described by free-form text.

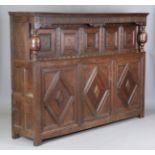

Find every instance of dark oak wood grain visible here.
[10,12,148,145]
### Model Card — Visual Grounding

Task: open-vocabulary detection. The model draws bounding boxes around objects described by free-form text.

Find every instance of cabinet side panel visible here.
[11,16,30,60]
[12,66,33,138]
[10,15,33,138]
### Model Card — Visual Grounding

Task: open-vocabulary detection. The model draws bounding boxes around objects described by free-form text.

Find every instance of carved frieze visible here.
[33,15,147,29]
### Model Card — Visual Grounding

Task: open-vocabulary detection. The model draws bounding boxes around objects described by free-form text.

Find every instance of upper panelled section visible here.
[37,24,138,58]
[10,13,147,59]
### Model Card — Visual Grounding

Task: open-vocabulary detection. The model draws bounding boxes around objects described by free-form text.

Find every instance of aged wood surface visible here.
[10,12,148,145]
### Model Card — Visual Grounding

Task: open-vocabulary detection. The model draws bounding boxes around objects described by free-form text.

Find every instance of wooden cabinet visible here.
[10,12,148,145]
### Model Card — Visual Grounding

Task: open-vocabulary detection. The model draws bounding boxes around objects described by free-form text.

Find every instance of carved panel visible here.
[122,25,137,49]
[105,25,119,50]
[41,66,77,131]
[60,29,79,55]
[38,29,56,56]
[115,57,140,112]
[82,62,112,120]
[24,68,33,94]
[84,28,100,53]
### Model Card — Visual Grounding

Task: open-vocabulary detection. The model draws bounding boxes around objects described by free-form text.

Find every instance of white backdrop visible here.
[0,5,155,112]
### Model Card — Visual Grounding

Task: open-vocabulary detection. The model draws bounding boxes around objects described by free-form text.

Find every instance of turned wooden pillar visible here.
[30,30,41,61]
[138,25,147,52]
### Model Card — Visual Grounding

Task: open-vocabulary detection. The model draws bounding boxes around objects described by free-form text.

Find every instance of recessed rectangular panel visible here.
[40,34,51,51]
[84,28,100,53]
[105,25,118,50]
[13,22,28,59]
[60,29,79,56]
[25,99,33,130]
[14,67,24,92]
[12,96,22,128]
[122,25,137,49]
[38,29,56,56]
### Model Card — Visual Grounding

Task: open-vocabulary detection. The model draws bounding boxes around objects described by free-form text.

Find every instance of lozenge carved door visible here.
[114,54,144,113]
[81,58,113,122]
[39,63,79,132]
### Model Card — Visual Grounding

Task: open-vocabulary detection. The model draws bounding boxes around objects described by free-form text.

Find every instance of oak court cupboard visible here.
[10,12,148,145]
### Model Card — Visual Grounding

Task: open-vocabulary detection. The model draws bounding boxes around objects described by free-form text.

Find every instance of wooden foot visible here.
[33,138,42,146]
[12,132,20,139]
[138,112,144,118]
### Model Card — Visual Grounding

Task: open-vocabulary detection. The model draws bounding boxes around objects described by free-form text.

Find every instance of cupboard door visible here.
[39,64,78,132]
[114,54,144,113]
[81,58,112,121]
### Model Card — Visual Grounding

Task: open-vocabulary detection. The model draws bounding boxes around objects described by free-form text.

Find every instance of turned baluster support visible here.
[30,30,41,61]
[137,25,147,52]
